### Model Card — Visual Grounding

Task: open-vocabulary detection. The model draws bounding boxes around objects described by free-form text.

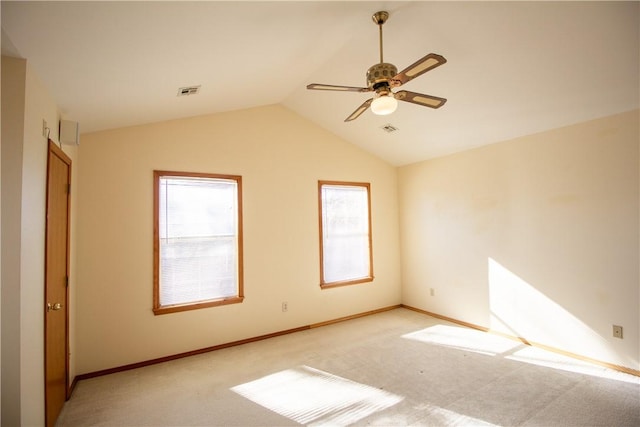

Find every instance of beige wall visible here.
[1,55,27,427]
[399,110,639,371]
[1,56,77,426]
[76,105,401,374]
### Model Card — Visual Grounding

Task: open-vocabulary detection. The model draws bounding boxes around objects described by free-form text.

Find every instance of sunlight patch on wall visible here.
[488,258,616,363]
[231,365,403,426]
[402,324,522,356]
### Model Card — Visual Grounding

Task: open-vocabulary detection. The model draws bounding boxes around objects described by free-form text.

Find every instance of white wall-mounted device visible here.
[60,120,80,145]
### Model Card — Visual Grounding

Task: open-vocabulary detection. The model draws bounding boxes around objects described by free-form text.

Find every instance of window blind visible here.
[320,184,371,284]
[158,176,238,305]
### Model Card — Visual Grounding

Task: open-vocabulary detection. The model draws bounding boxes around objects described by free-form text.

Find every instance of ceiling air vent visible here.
[177,85,201,96]
[380,124,399,133]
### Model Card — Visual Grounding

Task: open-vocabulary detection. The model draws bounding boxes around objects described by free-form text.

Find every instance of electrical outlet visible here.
[282,302,288,312]
[613,325,623,339]
[430,288,435,297]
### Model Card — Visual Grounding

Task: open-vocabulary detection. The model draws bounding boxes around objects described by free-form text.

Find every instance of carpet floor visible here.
[57,308,640,426]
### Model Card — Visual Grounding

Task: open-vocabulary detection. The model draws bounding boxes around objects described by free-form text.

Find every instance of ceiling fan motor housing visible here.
[367,63,398,91]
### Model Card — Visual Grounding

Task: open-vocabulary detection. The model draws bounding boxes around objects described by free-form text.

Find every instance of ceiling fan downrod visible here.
[372,11,389,64]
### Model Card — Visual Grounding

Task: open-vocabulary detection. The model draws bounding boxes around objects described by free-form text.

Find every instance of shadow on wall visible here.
[487,257,621,366]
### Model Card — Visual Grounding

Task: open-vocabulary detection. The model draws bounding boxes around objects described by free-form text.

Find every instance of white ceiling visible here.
[2,1,638,166]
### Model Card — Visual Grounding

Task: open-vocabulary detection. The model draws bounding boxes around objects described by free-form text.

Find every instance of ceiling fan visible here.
[307,11,447,122]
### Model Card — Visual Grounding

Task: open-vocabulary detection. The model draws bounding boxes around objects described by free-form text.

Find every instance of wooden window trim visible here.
[153,170,244,315]
[318,180,374,289]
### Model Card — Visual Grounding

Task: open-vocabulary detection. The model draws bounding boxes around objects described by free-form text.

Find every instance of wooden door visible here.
[45,140,71,427]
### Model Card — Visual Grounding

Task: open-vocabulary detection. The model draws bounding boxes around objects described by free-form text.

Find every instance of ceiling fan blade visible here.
[393,53,446,86]
[345,99,373,122]
[307,83,370,93]
[395,90,447,109]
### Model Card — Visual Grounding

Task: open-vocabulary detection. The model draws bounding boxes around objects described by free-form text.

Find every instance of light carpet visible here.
[57,308,640,426]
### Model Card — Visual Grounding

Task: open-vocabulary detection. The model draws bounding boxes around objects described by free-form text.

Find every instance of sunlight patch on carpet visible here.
[429,405,500,426]
[363,403,499,426]
[231,365,403,426]
[402,324,521,356]
[506,346,640,384]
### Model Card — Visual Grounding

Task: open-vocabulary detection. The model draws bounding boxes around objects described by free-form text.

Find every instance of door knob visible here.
[47,302,63,312]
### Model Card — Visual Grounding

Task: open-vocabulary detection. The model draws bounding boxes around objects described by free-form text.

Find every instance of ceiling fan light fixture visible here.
[371,94,398,115]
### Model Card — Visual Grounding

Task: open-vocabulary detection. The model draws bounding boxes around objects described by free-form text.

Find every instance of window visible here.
[318,181,373,288]
[153,171,243,314]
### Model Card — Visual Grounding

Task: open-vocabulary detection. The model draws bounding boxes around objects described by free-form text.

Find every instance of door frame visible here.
[44,139,72,423]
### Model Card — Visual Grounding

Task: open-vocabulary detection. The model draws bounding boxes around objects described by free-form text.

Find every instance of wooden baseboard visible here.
[309,304,401,328]
[401,304,640,377]
[72,304,403,389]
[74,325,311,382]
[67,376,79,401]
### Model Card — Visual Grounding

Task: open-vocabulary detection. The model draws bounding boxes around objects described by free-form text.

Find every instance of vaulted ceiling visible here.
[2,1,638,165]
